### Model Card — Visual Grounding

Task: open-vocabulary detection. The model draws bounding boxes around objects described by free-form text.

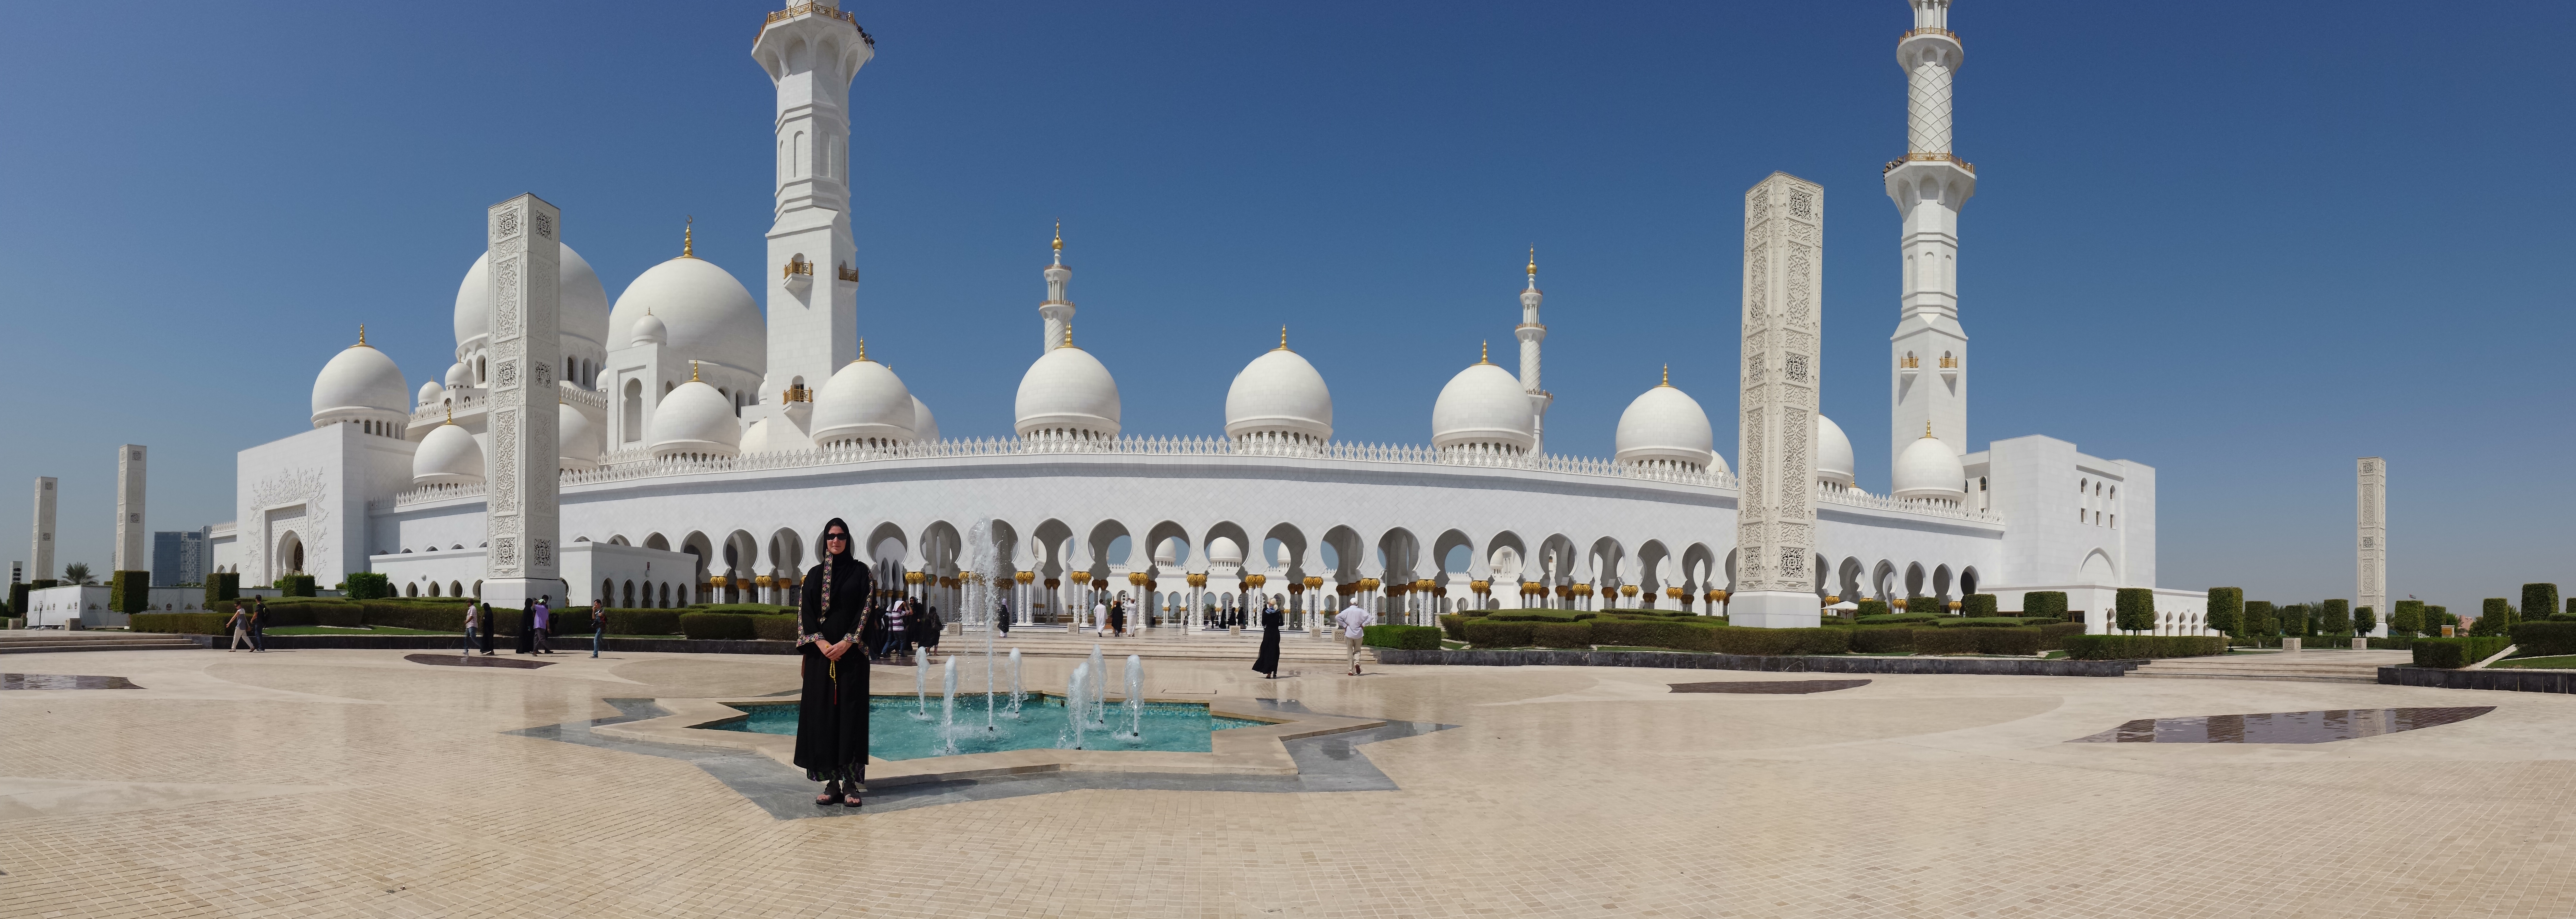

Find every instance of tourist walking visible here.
[1108,598,1127,637]
[532,598,554,654]
[589,599,607,658]
[515,602,536,654]
[918,603,943,656]
[479,602,497,655]
[1335,600,1372,676]
[1253,599,1283,679]
[995,600,1011,637]
[226,604,251,651]
[796,517,873,808]
[1093,598,1109,637]
[249,598,267,652]
[886,599,912,663]
[461,601,479,657]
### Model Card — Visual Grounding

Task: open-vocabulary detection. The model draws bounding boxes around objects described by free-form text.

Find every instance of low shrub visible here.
[2389,599,2425,636]
[2509,621,2576,658]
[2365,636,2417,650]
[2318,599,2351,636]
[2037,622,2087,650]
[680,612,764,641]
[1848,628,1914,654]
[1853,599,1890,618]
[248,599,363,628]
[2526,584,2561,622]
[2413,636,2511,669]
[343,572,393,601]
[1529,621,1595,648]
[1903,595,1936,615]
[1931,617,2041,628]
[2205,587,2244,636]
[2471,598,2515,637]
[1362,624,1442,650]
[1600,607,1694,618]
[1911,628,1983,655]
[1975,627,2044,656]
[1682,626,1850,657]
[2114,588,2156,633]
[1482,609,1597,623]
[1857,613,1942,626]
[109,571,151,615]
[1961,593,1998,617]
[2063,635,2227,660]
[696,603,796,615]
[1589,619,1695,648]
[2023,591,2069,621]
[1463,619,1535,648]
[274,575,318,597]
[1438,613,1475,641]
[132,612,232,634]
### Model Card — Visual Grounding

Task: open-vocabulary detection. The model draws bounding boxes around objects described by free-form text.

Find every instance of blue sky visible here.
[1,1,2568,610]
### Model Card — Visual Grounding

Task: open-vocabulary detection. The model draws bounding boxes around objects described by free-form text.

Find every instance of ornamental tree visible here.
[2114,588,2156,634]
[2206,587,2244,636]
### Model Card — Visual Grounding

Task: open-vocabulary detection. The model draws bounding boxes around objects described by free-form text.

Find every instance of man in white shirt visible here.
[1334,601,1373,676]
[1094,600,1109,638]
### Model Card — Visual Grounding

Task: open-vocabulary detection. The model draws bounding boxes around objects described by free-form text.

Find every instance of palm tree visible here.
[62,562,96,585]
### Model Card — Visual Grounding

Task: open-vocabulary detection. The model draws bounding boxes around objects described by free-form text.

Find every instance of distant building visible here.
[153,527,211,586]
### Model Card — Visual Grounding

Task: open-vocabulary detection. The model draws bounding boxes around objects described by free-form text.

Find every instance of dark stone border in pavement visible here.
[1373,647,2146,676]
[512,697,1454,818]
[181,634,797,655]
[2379,665,2576,693]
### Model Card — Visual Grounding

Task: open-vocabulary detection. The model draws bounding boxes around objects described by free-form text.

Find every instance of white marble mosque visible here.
[210,0,2212,634]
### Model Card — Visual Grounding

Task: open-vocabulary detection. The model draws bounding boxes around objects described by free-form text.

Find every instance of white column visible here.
[1886,3,1975,472]
[480,195,564,611]
[1734,173,1825,629]
[2358,457,2389,635]
[111,446,146,575]
[29,477,56,581]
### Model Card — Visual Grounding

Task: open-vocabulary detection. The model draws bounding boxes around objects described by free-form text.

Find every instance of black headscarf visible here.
[821,518,855,561]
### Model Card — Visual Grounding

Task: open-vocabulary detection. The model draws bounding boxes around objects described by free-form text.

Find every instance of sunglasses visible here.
[826,533,850,541]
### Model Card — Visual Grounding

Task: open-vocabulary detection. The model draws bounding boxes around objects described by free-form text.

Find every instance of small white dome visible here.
[412,422,485,486]
[1613,379,1717,472]
[1152,539,1179,567]
[559,403,601,470]
[1015,345,1121,438]
[443,362,472,389]
[1815,415,1855,487]
[451,243,611,356]
[909,396,939,442]
[741,417,773,454]
[1224,346,1332,442]
[630,311,668,347]
[608,256,765,376]
[1431,361,1534,453]
[1891,432,1968,504]
[811,358,916,446]
[649,379,743,458]
[416,381,446,410]
[312,340,408,426]
[1207,537,1245,567]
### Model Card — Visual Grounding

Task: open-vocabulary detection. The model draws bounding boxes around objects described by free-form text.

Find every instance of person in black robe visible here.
[479,602,497,655]
[918,604,942,655]
[514,602,536,654]
[797,518,872,808]
[1253,602,1284,677]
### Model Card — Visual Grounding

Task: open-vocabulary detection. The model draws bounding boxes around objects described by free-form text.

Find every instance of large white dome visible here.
[412,422,484,486]
[909,396,939,443]
[609,256,765,376]
[1815,415,1855,487]
[1431,361,1534,453]
[451,243,611,354]
[1015,345,1121,438]
[559,403,602,471]
[311,340,408,426]
[1613,379,1718,473]
[1224,346,1332,442]
[812,358,916,446]
[650,379,743,458]
[1891,432,1967,504]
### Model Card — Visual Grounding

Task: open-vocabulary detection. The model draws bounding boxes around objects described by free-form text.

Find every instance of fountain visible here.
[940,656,958,755]
[1122,654,1145,740]
[1087,644,1109,728]
[914,651,930,720]
[959,518,1004,733]
[1008,648,1024,717]
[1065,661,1090,749]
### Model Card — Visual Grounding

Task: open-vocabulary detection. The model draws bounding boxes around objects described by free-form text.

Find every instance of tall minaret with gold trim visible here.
[1041,224,1074,354]
[753,0,873,406]
[1517,248,1554,454]
[1886,0,1975,474]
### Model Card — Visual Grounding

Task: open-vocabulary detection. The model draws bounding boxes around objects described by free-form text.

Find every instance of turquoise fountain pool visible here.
[709,693,1267,760]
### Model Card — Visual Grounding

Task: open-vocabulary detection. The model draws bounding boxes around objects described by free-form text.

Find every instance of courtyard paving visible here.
[2,643,2572,917]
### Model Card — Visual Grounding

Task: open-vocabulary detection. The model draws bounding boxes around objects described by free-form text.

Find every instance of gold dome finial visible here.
[1479,340,1489,364]
[1923,421,1935,438]
[354,324,369,348]
[1276,325,1289,351]
[1052,221,1062,251]
[1527,246,1536,276]
[444,404,453,425]
[857,337,867,362]
[681,216,695,258]
[1064,321,1074,348]
[1660,364,1670,387]
[691,360,701,383]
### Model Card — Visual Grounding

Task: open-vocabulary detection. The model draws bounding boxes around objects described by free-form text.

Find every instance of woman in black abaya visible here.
[797,518,872,807]
[1252,598,1284,678]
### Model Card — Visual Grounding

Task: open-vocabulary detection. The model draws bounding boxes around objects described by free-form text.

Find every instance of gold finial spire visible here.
[1527,246,1537,276]
[1276,325,1289,351]
[1924,421,1935,438]
[354,324,369,348]
[1053,222,1062,251]
[1064,321,1074,348]
[1479,340,1489,364]
[857,337,867,362]
[444,404,453,425]
[691,360,701,383]
[681,216,695,258]
[1660,364,1669,387]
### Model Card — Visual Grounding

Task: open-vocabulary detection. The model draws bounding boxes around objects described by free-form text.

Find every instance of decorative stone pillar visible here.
[29,476,57,581]
[479,194,563,611]
[111,446,146,576]
[1733,172,1825,629]
[2358,457,2388,635]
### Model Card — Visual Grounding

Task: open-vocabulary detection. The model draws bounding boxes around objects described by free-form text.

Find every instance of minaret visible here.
[1041,224,1073,353]
[1886,0,1975,472]
[1736,173,1824,629]
[1517,248,1554,454]
[2358,457,2388,634]
[754,0,874,404]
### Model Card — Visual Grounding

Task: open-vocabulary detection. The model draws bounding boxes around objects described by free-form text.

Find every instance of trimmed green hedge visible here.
[2206,588,2244,636]
[2509,622,2576,658]
[1463,617,1847,656]
[1481,608,1597,623]
[1961,593,1997,617]
[2354,605,2377,636]
[2472,598,2515,637]
[1857,613,1942,626]
[274,575,317,597]
[132,612,232,634]
[1931,616,2051,628]
[2114,588,2155,633]
[1903,595,1935,615]
[679,612,799,641]
[2389,599,2425,637]
[2063,635,2226,660]
[1589,619,1692,648]
[204,573,240,607]
[1463,618,1534,648]
[2414,636,2510,669]
[2023,591,2068,621]
[1853,599,1890,618]
[108,571,151,615]
[344,572,392,601]
[7,583,28,618]
[1529,622,1595,648]
[2243,601,2277,637]
[2319,599,2351,636]
[1362,624,1441,649]
[1438,613,1475,641]
[2525,584,2560,622]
